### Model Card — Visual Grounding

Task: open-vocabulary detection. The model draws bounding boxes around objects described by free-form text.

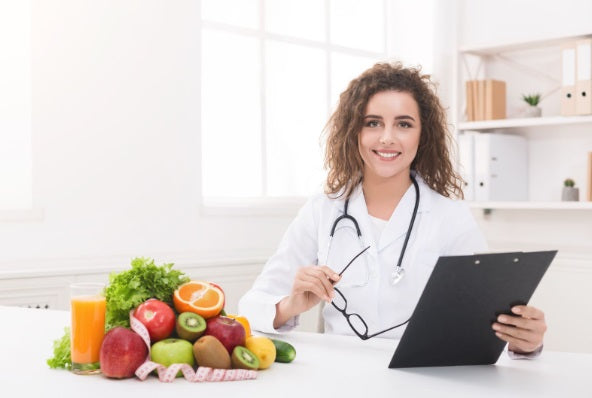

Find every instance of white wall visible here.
[457,0,592,353]
[0,0,292,270]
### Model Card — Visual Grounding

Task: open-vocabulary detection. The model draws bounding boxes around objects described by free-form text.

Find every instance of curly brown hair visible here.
[323,62,463,199]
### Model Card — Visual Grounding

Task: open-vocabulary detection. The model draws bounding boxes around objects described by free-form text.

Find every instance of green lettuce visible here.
[47,327,72,369]
[105,257,189,329]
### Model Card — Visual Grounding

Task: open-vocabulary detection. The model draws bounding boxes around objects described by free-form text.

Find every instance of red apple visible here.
[100,327,148,379]
[133,298,175,342]
[205,316,246,354]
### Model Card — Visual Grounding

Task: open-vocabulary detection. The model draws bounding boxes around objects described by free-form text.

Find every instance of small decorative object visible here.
[561,178,579,201]
[521,93,542,117]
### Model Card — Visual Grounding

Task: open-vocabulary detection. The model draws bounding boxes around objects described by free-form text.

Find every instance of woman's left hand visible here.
[491,305,546,354]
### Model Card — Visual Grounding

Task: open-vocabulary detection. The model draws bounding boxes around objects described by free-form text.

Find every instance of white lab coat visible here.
[238,174,488,339]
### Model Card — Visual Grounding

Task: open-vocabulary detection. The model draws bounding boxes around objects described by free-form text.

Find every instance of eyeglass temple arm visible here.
[338,245,371,277]
[365,317,412,339]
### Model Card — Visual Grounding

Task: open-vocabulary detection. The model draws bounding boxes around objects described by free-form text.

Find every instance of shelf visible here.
[467,201,592,210]
[457,115,592,131]
[459,33,592,56]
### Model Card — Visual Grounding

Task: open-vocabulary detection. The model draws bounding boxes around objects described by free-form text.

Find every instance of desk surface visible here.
[1,306,590,397]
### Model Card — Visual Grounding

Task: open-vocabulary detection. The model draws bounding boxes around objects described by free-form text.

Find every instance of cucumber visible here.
[271,338,296,363]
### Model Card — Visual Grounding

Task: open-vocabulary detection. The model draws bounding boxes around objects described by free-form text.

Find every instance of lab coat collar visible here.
[332,173,432,253]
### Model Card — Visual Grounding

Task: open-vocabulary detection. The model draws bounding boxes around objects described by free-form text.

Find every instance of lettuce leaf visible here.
[47,327,71,369]
[104,257,190,329]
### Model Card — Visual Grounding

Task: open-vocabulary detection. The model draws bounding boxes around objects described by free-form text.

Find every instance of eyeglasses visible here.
[331,246,411,340]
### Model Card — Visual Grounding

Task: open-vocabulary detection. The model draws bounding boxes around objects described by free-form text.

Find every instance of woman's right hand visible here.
[273,265,341,329]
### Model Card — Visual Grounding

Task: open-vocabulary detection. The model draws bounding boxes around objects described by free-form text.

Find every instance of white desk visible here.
[1,306,590,397]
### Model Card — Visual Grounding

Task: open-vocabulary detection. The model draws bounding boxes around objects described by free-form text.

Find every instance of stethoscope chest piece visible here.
[390,267,405,285]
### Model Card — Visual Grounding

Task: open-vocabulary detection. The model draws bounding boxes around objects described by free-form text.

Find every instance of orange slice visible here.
[173,281,224,319]
[227,314,252,337]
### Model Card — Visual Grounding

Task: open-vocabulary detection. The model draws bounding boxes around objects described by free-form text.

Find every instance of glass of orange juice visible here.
[70,282,106,375]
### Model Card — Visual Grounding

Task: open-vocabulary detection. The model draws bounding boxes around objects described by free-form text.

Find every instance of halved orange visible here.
[173,280,225,319]
[227,314,252,337]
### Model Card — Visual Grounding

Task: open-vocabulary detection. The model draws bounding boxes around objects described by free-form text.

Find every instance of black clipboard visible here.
[389,250,557,368]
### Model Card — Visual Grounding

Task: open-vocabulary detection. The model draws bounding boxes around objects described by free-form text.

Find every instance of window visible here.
[200,0,387,202]
[0,1,33,211]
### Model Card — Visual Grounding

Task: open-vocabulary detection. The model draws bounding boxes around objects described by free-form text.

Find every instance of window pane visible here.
[201,29,262,198]
[330,52,381,108]
[265,41,327,197]
[201,0,259,30]
[265,0,325,42]
[0,1,32,210]
[330,0,384,53]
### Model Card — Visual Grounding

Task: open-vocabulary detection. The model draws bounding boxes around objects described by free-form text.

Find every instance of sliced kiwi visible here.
[193,335,231,369]
[231,346,259,370]
[176,312,206,342]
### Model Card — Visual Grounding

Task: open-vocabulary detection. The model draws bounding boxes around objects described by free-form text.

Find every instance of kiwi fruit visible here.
[176,312,206,342]
[193,335,231,369]
[231,346,259,370]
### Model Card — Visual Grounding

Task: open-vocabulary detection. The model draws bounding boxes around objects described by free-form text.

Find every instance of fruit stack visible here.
[99,280,295,380]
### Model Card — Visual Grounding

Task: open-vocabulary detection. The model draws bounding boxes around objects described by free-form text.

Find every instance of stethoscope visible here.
[327,175,420,286]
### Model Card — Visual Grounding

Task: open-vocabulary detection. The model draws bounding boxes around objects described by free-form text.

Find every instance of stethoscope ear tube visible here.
[394,176,420,271]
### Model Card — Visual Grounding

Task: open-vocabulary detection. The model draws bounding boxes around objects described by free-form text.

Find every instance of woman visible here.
[239,62,546,355]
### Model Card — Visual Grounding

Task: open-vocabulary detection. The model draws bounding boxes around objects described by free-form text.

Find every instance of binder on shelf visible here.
[457,131,476,201]
[561,43,577,116]
[473,134,528,202]
[588,152,592,201]
[484,80,506,120]
[575,39,592,115]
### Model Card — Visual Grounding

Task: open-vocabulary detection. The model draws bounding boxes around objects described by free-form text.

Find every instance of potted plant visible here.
[561,178,579,201]
[521,93,542,117]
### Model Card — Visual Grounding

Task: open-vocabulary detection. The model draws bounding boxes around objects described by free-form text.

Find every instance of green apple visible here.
[151,338,194,377]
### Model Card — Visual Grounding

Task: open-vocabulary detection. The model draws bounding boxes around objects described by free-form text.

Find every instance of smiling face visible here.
[358,90,421,186]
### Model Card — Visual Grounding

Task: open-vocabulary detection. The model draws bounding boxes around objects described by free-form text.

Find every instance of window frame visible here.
[199,0,390,215]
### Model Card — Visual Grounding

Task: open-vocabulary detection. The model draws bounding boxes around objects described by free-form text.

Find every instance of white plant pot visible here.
[523,105,542,117]
[561,187,579,201]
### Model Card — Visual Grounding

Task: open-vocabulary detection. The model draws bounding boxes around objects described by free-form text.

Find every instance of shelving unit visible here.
[455,33,592,211]
[458,33,592,56]
[458,114,592,131]
[468,201,592,210]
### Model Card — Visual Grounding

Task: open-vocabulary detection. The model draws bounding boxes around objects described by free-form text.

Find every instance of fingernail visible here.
[498,315,507,323]
[492,324,500,331]
[512,307,522,314]
[495,332,502,338]
[333,274,340,280]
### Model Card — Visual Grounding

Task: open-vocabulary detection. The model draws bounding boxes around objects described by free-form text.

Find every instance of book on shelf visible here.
[465,79,506,121]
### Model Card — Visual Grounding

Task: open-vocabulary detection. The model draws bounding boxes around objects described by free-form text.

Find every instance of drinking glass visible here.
[70,282,106,375]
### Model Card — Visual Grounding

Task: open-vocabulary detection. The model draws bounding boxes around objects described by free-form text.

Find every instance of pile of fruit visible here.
[101,281,295,379]
[47,258,295,381]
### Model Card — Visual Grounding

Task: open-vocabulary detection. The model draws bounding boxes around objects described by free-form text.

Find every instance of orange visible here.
[227,314,251,337]
[173,280,224,319]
